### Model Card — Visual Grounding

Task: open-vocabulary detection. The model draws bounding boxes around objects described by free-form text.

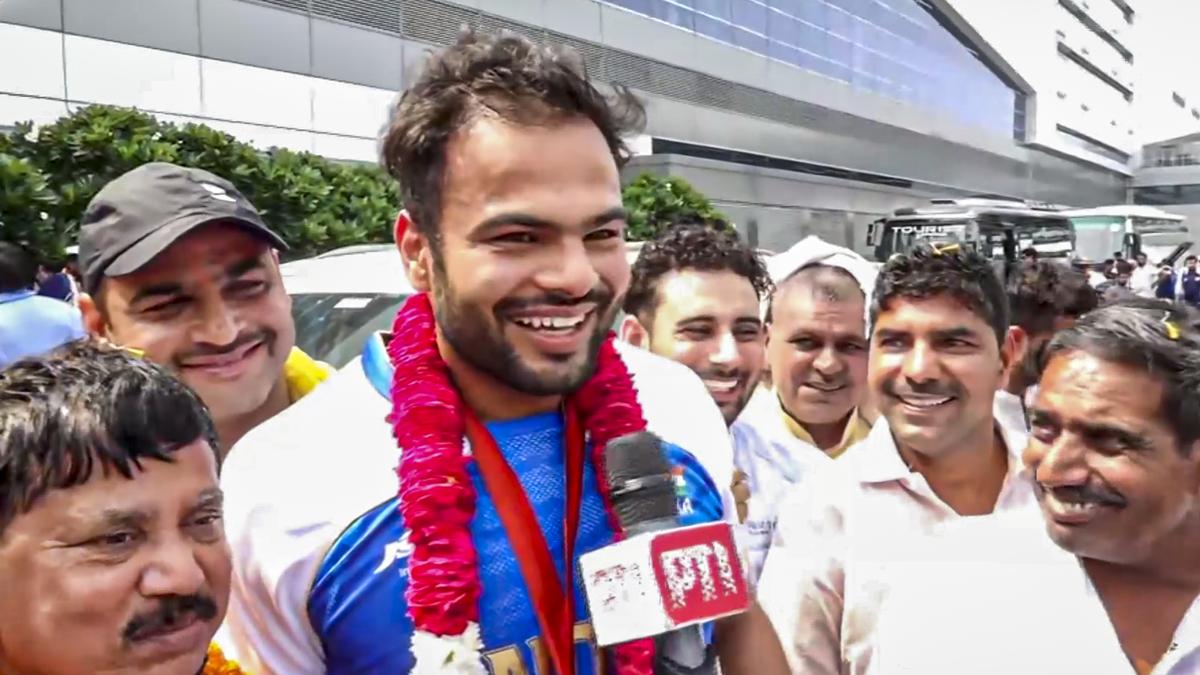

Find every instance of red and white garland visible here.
[386,293,655,674]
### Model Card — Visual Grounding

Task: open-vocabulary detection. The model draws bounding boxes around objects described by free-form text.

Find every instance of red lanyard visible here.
[465,404,585,675]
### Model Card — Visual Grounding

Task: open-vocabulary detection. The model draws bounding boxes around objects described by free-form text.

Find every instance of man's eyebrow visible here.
[930,326,981,340]
[129,282,184,306]
[96,507,153,530]
[225,255,265,279]
[191,487,224,511]
[473,207,629,234]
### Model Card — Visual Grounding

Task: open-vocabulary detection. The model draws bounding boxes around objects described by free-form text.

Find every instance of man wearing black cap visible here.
[78,162,329,456]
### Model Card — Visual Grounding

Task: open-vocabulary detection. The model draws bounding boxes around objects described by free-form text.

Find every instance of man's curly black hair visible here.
[623,223,771,324]
[871,244,1008,345]
[1008,261,1095,336]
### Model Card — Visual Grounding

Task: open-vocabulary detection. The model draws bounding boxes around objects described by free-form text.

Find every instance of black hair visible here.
[381,29,646,245]
[871,244,1008,345]
[764,263,864,324]
[623,223,771,324]
[1044,299,1200,451]
[0,341,218,534]
[1007,261,1093,335]
[0,242,37,293]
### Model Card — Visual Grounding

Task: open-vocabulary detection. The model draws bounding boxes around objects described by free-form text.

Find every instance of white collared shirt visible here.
[869,511,1200,674]
[757,412,1040,675]
[993,388,1029,434]
[730,388,833,585]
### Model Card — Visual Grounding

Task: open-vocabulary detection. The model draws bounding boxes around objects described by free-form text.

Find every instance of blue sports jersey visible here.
[304,338,726,674]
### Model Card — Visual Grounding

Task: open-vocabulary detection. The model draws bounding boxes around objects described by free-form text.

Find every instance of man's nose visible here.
[1029,435,1090,488]
[535,238,601,300]
[901,341,939,381]
[812,345,843,376]
[710,331,740,368]
[139,537,207,599]
[192,299,241,346]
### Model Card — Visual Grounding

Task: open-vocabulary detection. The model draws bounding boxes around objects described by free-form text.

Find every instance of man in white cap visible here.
[731,236,876,581]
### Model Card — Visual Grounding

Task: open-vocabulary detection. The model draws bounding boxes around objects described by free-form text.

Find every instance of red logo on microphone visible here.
[649,522,749,624]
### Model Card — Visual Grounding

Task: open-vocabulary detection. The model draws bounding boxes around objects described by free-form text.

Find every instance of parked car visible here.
[283,245,413,368]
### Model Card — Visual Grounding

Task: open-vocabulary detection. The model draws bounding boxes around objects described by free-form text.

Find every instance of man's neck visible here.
[437,334,561,422]
[1082,522,1200,672]
[216,375,291,458]
[783,403,851,452]
[900,421,1009,516]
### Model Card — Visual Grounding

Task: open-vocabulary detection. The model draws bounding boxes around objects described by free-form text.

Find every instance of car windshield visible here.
[291,293,408,368]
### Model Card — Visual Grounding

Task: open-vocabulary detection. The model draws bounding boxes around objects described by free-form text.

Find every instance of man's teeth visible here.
[704,379,738,392]
[513,315,586,330]
[1050,493,1102,514]
[899,395,952,408]
[806,383,844,392]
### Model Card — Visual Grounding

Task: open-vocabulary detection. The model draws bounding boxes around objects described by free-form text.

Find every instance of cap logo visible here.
[201,182,237,203]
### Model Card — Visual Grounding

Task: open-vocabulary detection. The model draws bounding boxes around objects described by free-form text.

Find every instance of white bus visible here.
[1061,205,1191,264]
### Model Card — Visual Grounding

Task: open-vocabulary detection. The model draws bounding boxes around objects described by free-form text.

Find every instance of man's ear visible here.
[396,210,432,292]
[1002,325,1028,374]
[78,292,108,338]
[619,315,649,348]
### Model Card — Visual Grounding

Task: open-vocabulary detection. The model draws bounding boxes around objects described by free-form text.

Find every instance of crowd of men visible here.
[1,29,1198,675]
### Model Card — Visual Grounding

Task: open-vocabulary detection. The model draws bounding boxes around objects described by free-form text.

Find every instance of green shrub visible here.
[622,172,730,241]
[1,106,728,262]
[0,105,399,262]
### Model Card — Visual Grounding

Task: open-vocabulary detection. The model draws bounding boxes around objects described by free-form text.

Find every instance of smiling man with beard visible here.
[758,245,1040,674]
[219,31,784,674]
[77,163,330,458]
[620,223,776,578]
[621,223,770,428]
[0,342,233,675]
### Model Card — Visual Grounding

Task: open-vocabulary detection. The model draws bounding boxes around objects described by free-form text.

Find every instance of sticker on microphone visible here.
[579,522,750,646]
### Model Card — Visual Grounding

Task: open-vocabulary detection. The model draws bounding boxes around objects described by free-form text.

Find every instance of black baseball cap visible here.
[78,162,288,294]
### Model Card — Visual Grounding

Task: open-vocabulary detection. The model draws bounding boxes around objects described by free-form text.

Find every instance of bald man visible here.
[733,263,871,581]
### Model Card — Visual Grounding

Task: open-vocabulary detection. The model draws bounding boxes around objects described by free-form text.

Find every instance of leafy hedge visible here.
[1,105,726,263]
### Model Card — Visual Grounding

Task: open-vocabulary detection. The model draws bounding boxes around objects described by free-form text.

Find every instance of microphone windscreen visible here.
[603,431,678,529]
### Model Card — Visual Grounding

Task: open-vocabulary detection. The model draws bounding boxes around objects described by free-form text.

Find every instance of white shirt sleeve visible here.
[223,504,330,675]
[757,467,852,675]
[617,340,738,523]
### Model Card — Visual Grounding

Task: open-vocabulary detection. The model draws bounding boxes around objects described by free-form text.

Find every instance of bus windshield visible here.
[885,221,973,256]
[1014,219,1074,258]
[1070,216,1122,261]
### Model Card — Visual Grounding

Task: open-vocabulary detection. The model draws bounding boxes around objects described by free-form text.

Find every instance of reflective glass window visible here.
[601,0,1021,137]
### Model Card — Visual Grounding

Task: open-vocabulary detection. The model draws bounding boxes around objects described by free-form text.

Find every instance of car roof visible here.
[281,246,415,295]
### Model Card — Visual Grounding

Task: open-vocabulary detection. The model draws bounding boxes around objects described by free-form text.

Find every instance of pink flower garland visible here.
[387,292,655,674]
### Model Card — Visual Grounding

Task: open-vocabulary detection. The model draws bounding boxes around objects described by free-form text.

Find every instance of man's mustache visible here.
[883,378,960,399]
[123,594,218,644]
[175,330,275,361]
[497,287,614,314]
[1044,483,1128,508]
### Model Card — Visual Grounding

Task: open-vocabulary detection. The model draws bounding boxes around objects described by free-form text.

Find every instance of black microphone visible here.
[603,431,718,675]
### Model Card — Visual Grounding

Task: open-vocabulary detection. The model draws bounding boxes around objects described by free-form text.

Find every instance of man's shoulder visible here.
[222,359,399,544]
[615,342,730,452]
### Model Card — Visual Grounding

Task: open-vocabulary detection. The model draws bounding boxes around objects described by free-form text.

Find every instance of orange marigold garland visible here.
[202,643,249,675]
[387,293,655,674]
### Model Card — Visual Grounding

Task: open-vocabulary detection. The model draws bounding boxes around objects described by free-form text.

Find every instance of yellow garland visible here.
[203,644,249,675]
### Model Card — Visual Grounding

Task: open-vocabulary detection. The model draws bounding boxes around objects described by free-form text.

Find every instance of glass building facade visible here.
[601,0,1021,138]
